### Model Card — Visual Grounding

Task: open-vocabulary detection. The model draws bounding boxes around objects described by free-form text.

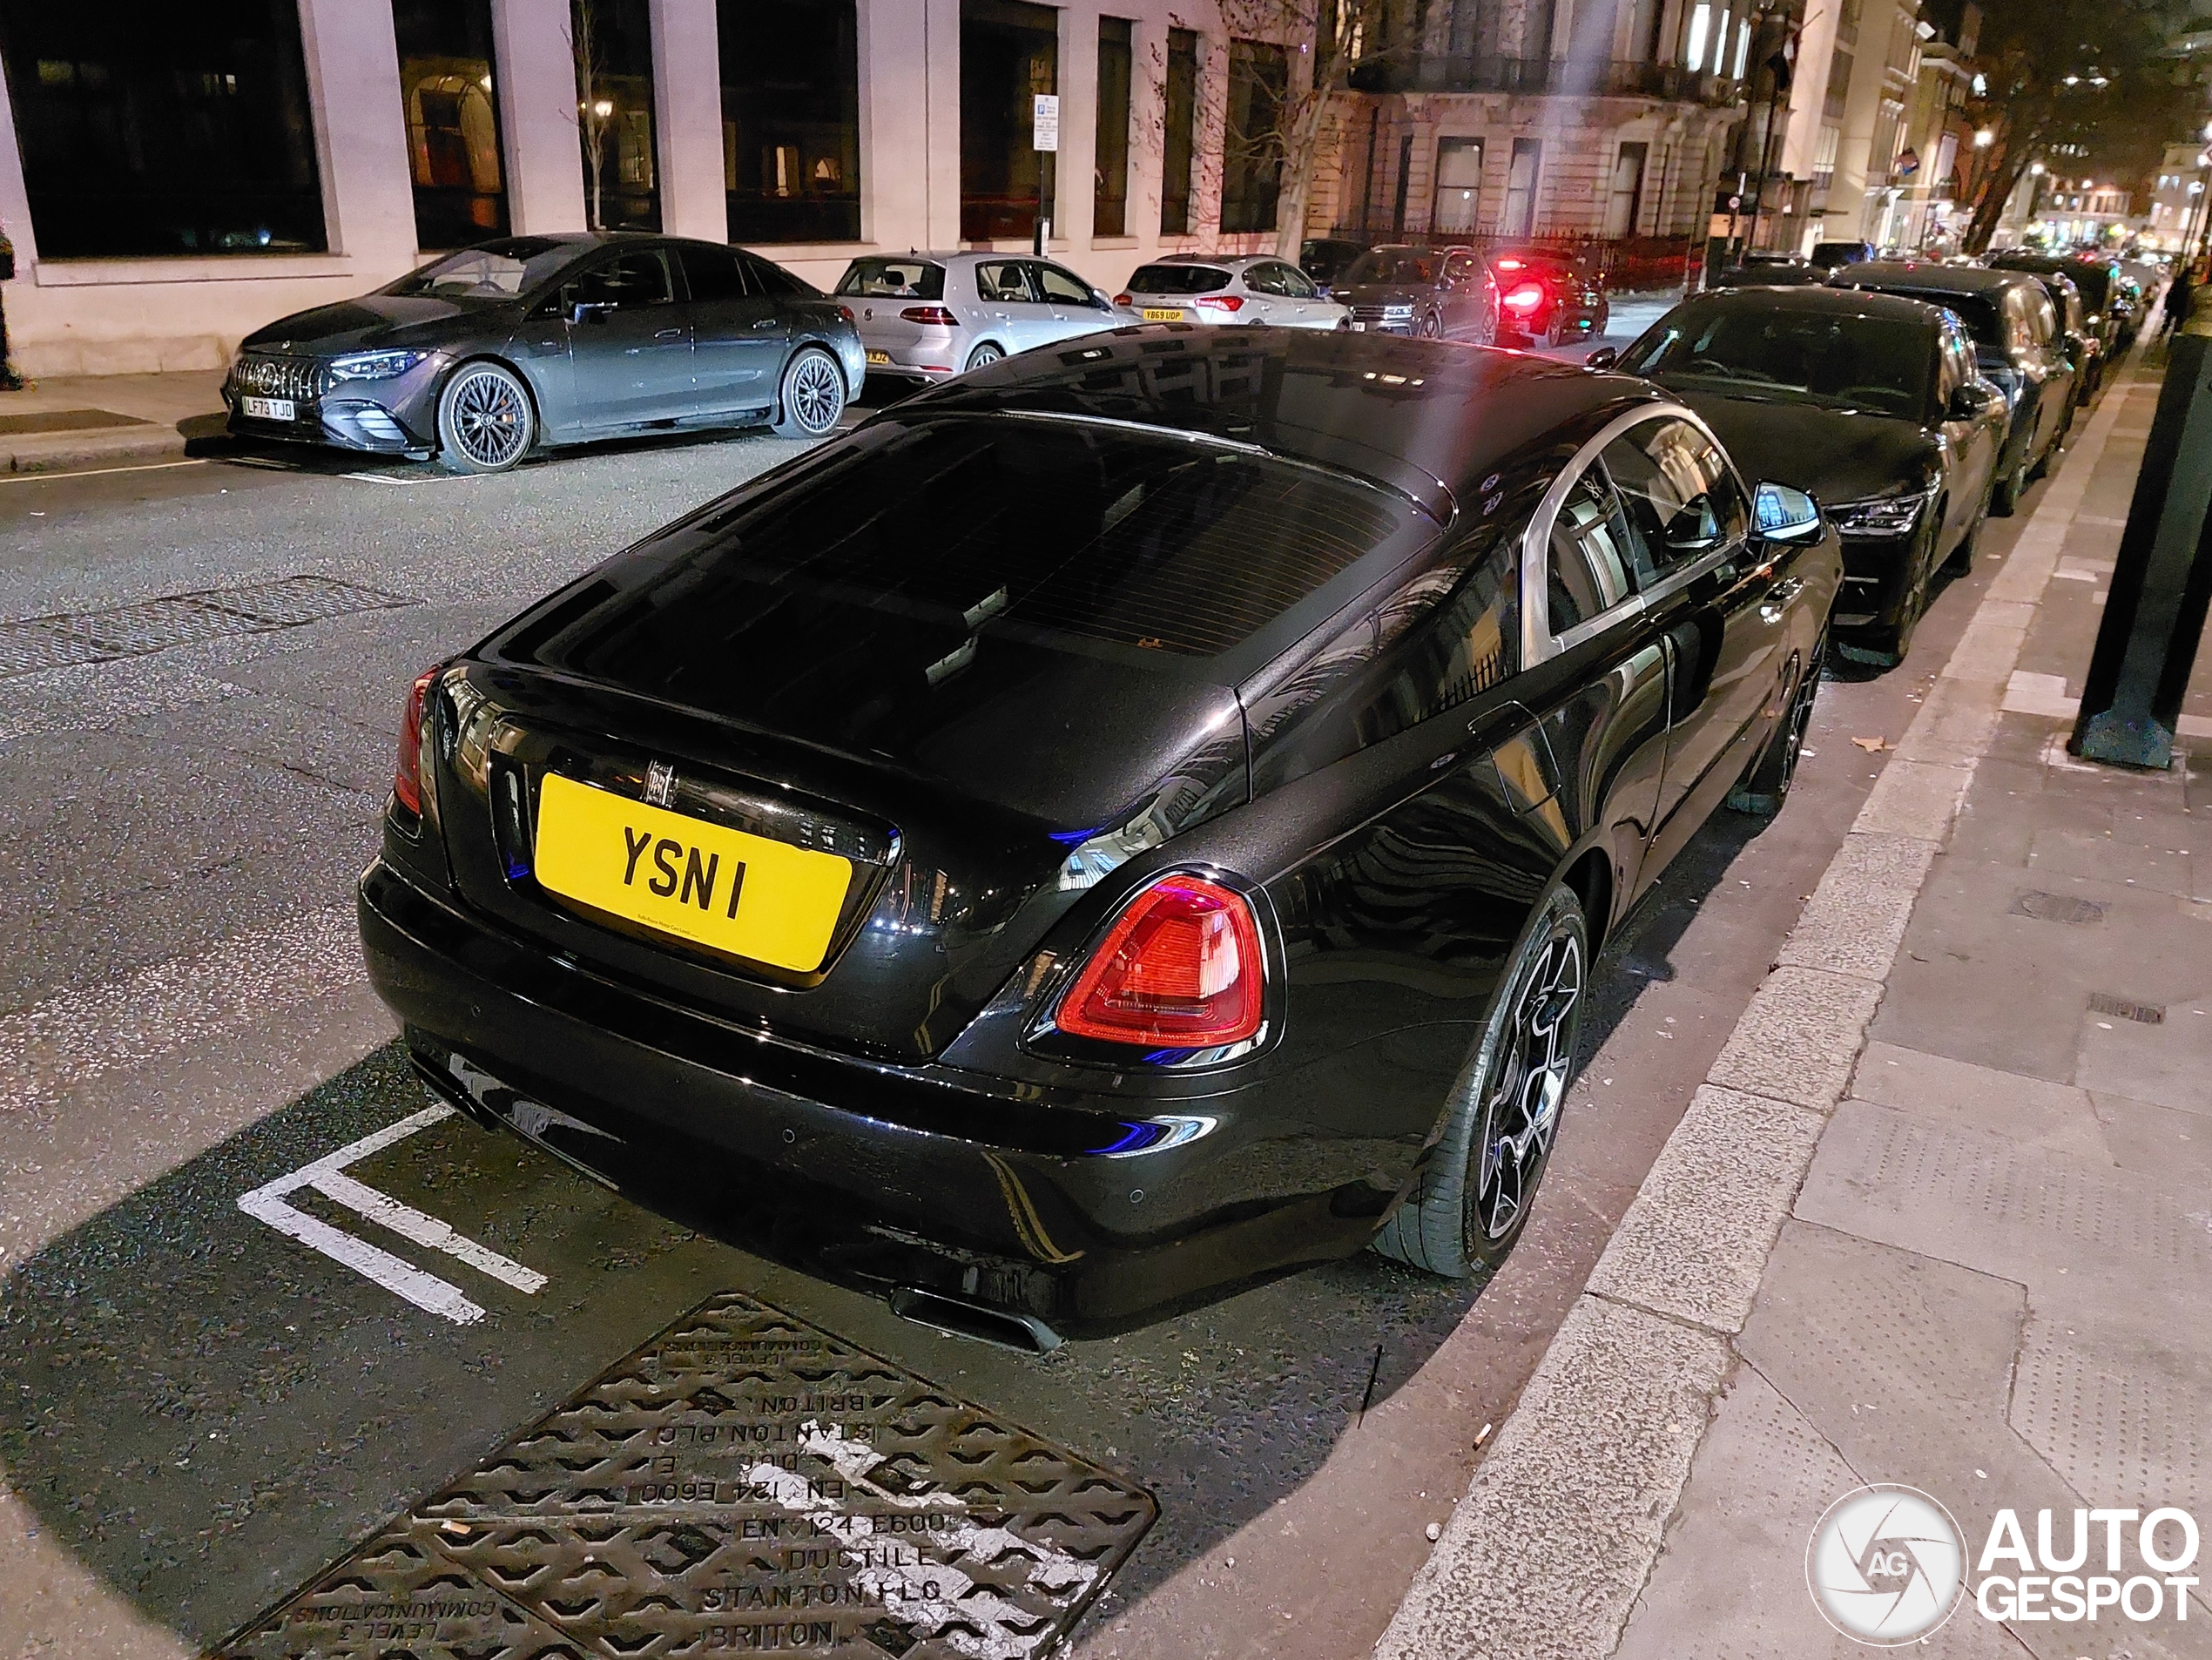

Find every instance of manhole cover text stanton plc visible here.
[212,1293,1157,1658]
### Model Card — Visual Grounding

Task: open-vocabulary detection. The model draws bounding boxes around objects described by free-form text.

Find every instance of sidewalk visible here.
[0,369,222,475]
[1379,347,2212,1657]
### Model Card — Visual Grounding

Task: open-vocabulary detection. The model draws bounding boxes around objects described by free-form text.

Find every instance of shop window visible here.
[573,0,658,232]
[1161,28,1197,235]
[393,0,507,249]
[0,0,325,259]
[1094,17,1132,238]
[1220,39,1285,235]
[961,0,1057,243]
[718,0,860,244]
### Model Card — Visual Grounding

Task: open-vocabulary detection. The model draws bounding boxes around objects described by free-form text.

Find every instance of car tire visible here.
[1991,434,2031,516]
[1946,488,1989,576]
[435,361,536,474]
[1865,515,1939,669]
[1372,881,1587,1278]
[772,345,846,439]
[963,341,1005,372]
[1729,623,1827,819]
[1419,310,1444,339]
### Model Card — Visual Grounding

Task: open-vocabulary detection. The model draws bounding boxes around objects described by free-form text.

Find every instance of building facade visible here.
[0,0,1308,377]
[1308,0,1746,254]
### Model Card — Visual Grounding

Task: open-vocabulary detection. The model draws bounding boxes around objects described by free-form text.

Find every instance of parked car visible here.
[1332,244,1501,341]
[361,327,1838,1341]
[1602,286,2005,665]
[1298,236,1370,295]
[1829,261,2073,515]
[224,233,864,472]
[1809,240,1877,272]
[1986,250,2121,363]
[1984,262,2102,414]
[834,252,1136,385]
[1116,255,1348,328]
[1487,247,1610,347]
[1707,254,1826,287]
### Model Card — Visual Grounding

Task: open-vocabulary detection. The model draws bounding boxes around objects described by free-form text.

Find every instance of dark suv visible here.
[1332,245,1501,343]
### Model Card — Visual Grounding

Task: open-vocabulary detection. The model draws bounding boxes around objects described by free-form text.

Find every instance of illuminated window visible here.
[1686,3,1711,71]
[393,0,506,249]
[573,0,658,231]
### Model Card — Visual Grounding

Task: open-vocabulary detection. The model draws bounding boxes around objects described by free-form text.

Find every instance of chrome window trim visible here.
[1519,401,1751,666]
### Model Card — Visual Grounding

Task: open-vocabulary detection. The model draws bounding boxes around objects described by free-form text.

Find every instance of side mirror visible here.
[1585,346,1619,370]
[1753,482,1823,542]
[570,299,615,326]
[1946,381,2000,422]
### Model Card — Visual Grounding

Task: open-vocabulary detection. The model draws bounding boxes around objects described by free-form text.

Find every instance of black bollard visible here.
[2069,299,2212,769]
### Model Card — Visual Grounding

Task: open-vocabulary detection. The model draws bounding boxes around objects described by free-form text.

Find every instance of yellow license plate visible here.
[865,349,892,365]
[1141,307,1185,322]
[534,773,853,974]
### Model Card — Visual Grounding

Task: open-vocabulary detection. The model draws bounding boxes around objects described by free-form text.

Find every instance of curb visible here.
[1373,359,2148,1660]
[4,426,185,474]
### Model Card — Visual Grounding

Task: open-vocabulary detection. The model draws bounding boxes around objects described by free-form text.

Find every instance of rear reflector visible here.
[900,305,959,326]
[394,666,436,817]
[1195,294,1246,313]
[1055,875,1264,1048]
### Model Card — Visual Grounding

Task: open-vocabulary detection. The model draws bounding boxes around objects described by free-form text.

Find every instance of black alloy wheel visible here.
[1853,510,1939,670]
[1730,624,1828,818]
[962,341,1005,372]
[772,346,846,439]
[1991,428,2033,516]
[435,361,535,474]
[1372,882,1587,1276]
[1419,309,1445,339]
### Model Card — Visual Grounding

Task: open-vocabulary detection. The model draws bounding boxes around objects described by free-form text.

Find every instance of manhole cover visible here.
[2008,890,2106,926]
[0,575,415,678]
[2087,991,2164,1024]
[210,1293,1156,1659]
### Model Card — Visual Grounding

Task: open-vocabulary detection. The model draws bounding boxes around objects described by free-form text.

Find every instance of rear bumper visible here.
[357,860,1393,1336]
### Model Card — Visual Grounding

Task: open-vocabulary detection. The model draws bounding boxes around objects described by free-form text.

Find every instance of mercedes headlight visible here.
[1829,492,1928,537]
[327,349,428,382]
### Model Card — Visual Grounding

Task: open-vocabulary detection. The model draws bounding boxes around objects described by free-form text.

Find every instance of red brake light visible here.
[837,303,855,323]
[900,305,959,326]
[1503,282,1546,313]
[1114,292,1133,306]
[1055,876,1264,1048]
[394,667,436,816]
[1195,293,1246,313]
[1496,257,1525,271]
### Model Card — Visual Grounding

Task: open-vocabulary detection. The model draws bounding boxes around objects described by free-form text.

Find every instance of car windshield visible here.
[1623,305,1932,416]
[836,259,947,300]
[1127,264,1232,294]
[386,239,581,299]
[1344,250,1440,286]
[528,414,1430,676]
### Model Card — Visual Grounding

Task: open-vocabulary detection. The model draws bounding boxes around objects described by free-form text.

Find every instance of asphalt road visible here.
[0,343,2061,1658]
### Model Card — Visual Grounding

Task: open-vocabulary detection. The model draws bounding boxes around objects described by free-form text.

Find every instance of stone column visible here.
[492,0,590,233]
[650,0,727,241]
[296,0,417,267]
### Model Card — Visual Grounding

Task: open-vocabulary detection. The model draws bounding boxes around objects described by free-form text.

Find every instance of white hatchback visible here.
[1115,256,1349,329]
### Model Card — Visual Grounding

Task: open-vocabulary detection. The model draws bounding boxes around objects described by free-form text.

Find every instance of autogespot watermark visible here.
[1807,1486,2203,1645]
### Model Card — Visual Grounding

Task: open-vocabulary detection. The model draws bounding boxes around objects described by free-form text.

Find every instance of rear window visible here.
[836,259,946,301]
[1857,287,2003,349]
[1127,264,1231,294]
[537,415,1426,669]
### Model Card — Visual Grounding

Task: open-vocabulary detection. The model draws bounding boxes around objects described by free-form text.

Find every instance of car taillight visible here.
[837,303,855,323]
[1114,293,1133,306]
[394,667,437,817]
[1055,875,1264,1048]
[1195,294,1245,313]
[1495,257,1525,272]
[1503,282,1547,313]
[900,305,958,326]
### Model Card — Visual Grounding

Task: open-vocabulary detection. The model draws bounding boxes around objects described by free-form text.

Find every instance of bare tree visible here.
[567,0,615,231]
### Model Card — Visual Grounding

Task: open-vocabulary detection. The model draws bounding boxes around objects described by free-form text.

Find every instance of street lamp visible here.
[1973,129,1994,148]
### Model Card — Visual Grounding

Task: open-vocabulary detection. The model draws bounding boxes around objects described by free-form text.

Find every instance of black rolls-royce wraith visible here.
[358,327,1840,1344]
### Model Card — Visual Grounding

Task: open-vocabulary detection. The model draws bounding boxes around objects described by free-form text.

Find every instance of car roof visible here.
[1836,262,2035,297]
[887,325,1659,522]
[1148,254,1277,268]
[1678,285,1950,326]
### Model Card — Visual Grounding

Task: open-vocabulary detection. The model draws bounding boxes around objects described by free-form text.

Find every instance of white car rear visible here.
[1116,257,1348,329]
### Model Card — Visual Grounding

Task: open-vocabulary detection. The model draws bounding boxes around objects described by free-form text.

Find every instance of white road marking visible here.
[0,457,209,485]
[237,1103,546,1323]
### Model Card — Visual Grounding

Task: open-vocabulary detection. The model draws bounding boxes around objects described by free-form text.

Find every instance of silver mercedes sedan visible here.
[1116,254,1350,329]
[835,252,1139,385]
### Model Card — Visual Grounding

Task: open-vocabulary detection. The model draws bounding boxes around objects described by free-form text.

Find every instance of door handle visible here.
[750,318,779,328]
[654,327,684,341]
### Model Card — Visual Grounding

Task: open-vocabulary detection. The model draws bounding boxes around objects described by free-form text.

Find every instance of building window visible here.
[1433,137,1482,234]
[1221,39,1286,234]
[1094,17,1132,238]
[1161,28,1198,235]
[1684,3,1710,70]
[573,0,658,231]
[1605,141,1646,236]
[393,0,506,250]
[1504,137,1541,236]
[0,0,325,259]
[1812,123,1839,190]
[961,0,1057,242]
[717,0,859,243]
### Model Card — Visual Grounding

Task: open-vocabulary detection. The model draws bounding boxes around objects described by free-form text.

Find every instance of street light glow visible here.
[1973,128,1994,147]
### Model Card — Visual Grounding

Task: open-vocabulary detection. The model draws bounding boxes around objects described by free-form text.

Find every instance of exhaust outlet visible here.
[889,1286,1062,1353]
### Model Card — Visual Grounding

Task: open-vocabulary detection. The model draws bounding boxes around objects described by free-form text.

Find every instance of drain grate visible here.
[2009,890,2107,927]
[2088,991,2164,1024]
[0,576,415,678]
[212,1292,1157,1659]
